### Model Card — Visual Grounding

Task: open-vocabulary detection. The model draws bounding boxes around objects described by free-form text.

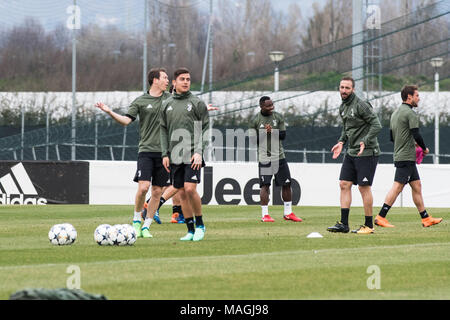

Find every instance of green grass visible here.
[0,205,448,300]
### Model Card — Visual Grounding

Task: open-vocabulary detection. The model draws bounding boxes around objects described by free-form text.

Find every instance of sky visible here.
[0,0,326,32]
[271,0,323,18]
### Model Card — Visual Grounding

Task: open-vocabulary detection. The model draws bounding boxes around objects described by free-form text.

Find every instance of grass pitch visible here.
[0,205,448,300]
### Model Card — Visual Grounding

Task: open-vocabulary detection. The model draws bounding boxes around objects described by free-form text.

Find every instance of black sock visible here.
[419,210,429,219]
[195,215,204,227]
[185,217,195,233]
[365,216,373,228]
[158,197,166,210]
[172,205,182,214]
[379,203,391,218]
[341,208,350,225]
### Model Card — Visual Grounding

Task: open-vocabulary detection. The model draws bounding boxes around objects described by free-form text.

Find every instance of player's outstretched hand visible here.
[95,102,110,113]
[207,104,219,111]
[331,142,343,159]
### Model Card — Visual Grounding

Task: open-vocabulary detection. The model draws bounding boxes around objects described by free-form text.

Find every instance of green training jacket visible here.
[338,93,382,157]
[160,91,209,164]
[126,91,172,153]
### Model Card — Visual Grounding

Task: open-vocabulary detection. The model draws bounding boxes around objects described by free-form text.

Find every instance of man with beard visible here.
[327,77,382,234]
[374,85,442,228]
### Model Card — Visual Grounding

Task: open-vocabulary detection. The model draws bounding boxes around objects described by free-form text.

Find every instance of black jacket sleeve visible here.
[411,128,426,150]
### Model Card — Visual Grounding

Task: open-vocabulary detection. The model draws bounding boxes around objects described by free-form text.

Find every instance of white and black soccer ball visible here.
[48,223,77,246]
[94,224,111,246]
[109,224,128,246]
[121,224,137,245]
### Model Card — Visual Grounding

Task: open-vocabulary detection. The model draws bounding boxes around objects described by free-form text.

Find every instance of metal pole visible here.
[274,65,279,92]
[208,0,213,103]
[46,108,49,160]
[143,0,148,93]
[21,104,24,160]
[122,126,127,160]
[94,112,98,160]
[71,0,77,161]
[201,16,212,93]
[434,71,439,164]
[352,0,364,97]
[208,0,214,161]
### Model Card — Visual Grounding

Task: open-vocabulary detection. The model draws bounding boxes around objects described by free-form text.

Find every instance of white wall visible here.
[1,91,449,122]
[88,161,450,208]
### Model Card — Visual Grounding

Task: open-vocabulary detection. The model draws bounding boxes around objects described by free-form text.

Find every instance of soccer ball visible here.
[108,224,128,246]
[94,224,111,246]
[48,223,77,246]
[121,224,137,245]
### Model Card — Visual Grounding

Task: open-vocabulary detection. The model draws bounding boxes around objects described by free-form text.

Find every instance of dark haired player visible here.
[327,77,382,234]
[160,68,210,241]
[249,96,303,223]
[374,85,442,228]
[95,68,171,239]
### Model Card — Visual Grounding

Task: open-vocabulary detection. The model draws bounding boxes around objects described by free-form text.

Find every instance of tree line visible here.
[0,0,446,92]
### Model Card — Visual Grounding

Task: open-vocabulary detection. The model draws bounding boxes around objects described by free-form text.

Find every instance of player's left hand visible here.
[162,157,170,173]
[191,153,202,170]
[207,104,219,111]
[357,141,365,156]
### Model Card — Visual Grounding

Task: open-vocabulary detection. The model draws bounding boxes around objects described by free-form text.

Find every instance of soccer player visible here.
[141,84,218,224]
[160,67,210,241]
[327,77,382,234]
[249,96,303,223]
[374,85,442,228]
[95,68,171,239]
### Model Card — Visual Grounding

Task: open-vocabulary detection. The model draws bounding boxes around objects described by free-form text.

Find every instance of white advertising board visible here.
[89,161,450,208]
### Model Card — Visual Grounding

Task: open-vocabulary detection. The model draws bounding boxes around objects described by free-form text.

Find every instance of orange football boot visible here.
[422,216,443,227]
[374,215,395,228]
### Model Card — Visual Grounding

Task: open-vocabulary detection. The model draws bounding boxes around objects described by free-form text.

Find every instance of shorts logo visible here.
[138,170,141,177]
[362,177,369,182]
[191,175,198,181]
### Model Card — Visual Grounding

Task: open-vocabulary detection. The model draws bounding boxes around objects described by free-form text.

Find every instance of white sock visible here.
[262,205,269,217]
[143,218,153,229]
[133,211,141,222]
[284,202,292,216]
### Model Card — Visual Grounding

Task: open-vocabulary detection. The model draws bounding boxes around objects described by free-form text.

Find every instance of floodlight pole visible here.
[352,0,364,97]
[269,51,284,92]
[143,0,148,93]
[430,57,443,164]
[71,0,77,161]
[274,64,280,92]
[434,70,440,164]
